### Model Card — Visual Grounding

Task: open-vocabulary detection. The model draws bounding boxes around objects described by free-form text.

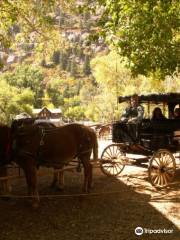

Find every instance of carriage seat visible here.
[140,119,180,149]
[141,119,180,133]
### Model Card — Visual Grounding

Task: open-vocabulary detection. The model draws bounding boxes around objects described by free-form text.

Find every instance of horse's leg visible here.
[23,162,39,208]
[88,163,93,189]
[51,167,64,191]
[81,154,92,193]
[57,169,64,190]
[0,167,11,195]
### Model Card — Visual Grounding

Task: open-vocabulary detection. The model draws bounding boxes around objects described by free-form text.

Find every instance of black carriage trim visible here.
[118,93,180,104]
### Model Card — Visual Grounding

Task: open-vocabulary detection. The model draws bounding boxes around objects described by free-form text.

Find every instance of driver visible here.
[119,94,144,145]
[121,94,144,123]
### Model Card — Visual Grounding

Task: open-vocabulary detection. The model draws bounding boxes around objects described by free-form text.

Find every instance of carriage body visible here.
[114,93,180,152]
[112,119,180,152]
[100,93,180,188]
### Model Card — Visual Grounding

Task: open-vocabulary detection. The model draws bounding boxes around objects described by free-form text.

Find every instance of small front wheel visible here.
[100,144,125,176]
[148,149,176,188]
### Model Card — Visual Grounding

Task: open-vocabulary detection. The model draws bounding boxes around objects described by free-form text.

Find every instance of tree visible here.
[70,58,77,77]
[51,50,60,65]
[0,0,76,48]
[83,54,91,75]
[0,64,44,107]
[0,0,54,47]
[46,77,64,107]
[63,96,85,120]
[95,0,180,77]
[0,80,34,124]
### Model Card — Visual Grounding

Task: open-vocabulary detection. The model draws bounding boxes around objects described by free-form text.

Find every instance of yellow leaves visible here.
[91,50,131,91]
[163,72,180,93]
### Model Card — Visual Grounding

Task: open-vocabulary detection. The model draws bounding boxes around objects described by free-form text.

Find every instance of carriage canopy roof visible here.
[118,93,180,104]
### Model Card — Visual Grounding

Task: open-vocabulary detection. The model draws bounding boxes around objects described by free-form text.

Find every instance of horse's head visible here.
[11,118,35,134]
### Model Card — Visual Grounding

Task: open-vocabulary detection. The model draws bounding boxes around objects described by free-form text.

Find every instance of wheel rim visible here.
[100,144,125,176]
[149,149,176,187]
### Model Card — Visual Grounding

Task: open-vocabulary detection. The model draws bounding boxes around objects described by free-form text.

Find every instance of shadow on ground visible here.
[0,167,179,240]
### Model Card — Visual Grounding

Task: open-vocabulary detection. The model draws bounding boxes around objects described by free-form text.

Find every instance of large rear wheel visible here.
[148,149,176,188]
[100,144,126,176]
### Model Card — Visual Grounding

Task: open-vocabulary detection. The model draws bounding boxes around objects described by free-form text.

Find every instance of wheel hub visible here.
[159,166,165,173]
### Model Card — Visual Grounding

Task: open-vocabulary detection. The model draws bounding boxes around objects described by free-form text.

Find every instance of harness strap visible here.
[40,129,45,146]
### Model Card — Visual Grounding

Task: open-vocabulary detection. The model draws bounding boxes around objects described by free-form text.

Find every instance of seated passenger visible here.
[174,108,180,119]
[151,107,166,121]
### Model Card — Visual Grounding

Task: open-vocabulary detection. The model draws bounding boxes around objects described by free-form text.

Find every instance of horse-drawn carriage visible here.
[0,93,180,207]
[100,93,180,188]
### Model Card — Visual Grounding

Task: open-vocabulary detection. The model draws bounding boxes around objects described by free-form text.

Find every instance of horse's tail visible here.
[92,131,98,161]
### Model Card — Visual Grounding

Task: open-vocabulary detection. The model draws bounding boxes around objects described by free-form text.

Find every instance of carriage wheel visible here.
[100,144,125,176]
[148,149,176,188]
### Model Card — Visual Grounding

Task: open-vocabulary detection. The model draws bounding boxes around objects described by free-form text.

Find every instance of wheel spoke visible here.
[160,174,164,186]
[150,169,161,185]
[162,173,168,186]
[151,169,158,178]
[163,155,171,165]
[159,154,165,167]
[116,162,124,170]
[165,161,174,168]
[161,153,168,166]
[114,164,118,174]
[157,174,161,186]
[109,146,113,157]
[153,175,159,185]
[108,148,114,158]
[153,158,161,167]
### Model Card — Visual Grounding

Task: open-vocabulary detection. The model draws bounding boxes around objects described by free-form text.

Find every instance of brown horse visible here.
[13,123,98,207]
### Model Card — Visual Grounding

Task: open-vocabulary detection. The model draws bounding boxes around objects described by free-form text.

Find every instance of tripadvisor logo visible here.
[135,227,174,235]
[135,227,143,236]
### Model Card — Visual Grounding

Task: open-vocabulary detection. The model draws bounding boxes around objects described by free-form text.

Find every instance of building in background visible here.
[33,107,62,119]
[33,107,63,126]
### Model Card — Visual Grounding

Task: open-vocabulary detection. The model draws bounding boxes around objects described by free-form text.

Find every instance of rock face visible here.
[0,4,107,73]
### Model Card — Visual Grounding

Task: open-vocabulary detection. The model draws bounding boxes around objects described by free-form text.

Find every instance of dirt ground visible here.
[0,140,179,240]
